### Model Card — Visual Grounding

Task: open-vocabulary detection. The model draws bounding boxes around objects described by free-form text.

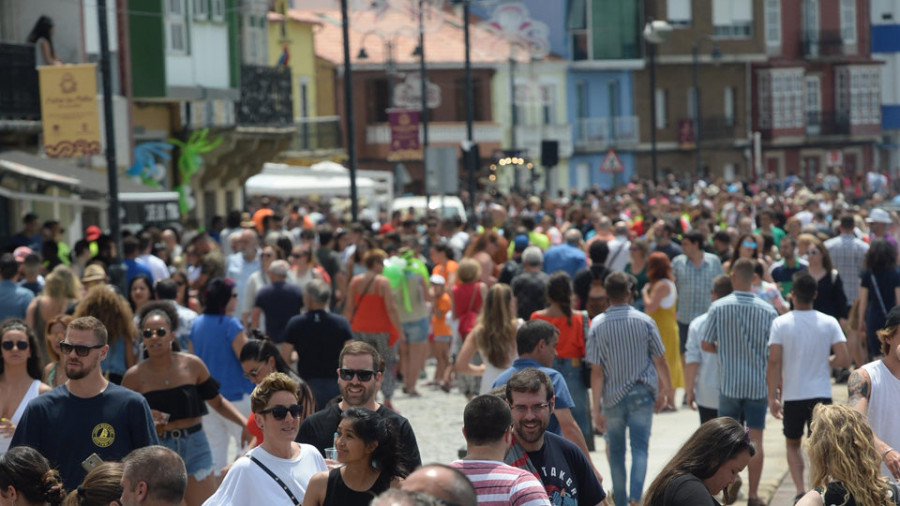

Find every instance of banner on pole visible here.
[39,64,102,157]
[387,108,422,161]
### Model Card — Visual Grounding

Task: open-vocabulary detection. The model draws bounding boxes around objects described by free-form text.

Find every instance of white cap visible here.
[866,208,891,224]
[430,274,446,285]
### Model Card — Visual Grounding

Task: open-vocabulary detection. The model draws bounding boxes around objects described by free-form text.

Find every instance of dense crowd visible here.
[2,172,900,506]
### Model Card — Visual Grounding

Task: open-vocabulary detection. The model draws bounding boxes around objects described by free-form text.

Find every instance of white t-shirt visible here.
[768,310,846,401]
[202,443,326,506]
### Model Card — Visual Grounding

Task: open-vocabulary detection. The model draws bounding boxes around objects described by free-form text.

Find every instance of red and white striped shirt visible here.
[450,460,550,506]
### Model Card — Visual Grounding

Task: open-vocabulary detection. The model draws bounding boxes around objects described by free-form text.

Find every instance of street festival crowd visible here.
[3,171,900,506]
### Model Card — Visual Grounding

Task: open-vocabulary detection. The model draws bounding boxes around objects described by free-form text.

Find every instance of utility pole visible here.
[419,0,430,205]
[341,0,359,221]
[463,0,475,210]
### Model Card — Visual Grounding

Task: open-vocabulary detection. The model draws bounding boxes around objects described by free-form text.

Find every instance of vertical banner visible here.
[39,64,102,157]
[387,108,421,161]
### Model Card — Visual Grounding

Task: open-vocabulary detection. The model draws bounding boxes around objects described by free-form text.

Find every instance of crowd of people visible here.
[2,172,900,505]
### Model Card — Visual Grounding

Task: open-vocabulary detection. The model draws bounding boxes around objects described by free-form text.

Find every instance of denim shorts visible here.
[159,426,215,481]
[402,318,430,344]
[718,395,767,430]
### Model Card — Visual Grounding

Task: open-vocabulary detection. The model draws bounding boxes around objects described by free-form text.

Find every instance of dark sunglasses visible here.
[59,342,105,357]
[259,404,303,420]
[244,365,264,379]
[339,368,376,382]
[142,328,168,339]
[2,340,28,351]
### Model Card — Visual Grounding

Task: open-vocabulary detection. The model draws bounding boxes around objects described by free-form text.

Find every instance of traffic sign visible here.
[599,149,623,173]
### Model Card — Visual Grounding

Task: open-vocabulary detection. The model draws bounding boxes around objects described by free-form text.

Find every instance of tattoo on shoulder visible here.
[848,371,870,406]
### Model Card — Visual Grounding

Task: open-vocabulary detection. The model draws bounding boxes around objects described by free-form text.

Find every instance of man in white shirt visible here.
[685,274,732,423]
[604,221,631,272]
[767,272,850,499]
[136,232,170,282]
[226,229,261,320]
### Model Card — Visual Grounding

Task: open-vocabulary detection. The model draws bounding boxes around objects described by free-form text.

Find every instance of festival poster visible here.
[39,64,102,157]
[388,109,422,161]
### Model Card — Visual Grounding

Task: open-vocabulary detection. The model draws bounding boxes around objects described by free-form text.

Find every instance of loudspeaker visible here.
[541,140,559,167]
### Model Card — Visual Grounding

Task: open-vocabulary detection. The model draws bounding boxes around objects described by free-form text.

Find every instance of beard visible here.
[339,382,376,407]
[65,358,96,380]
[514,418,548,445]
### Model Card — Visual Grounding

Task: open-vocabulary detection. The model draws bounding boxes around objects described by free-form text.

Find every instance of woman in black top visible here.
[858,239,900,360]
[805,237,848,320]
[122,301,248,506]
[644,417,755,506]
[302,408,411,506]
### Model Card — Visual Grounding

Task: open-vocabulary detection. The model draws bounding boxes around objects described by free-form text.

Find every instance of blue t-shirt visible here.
[100,338,128,377]
[492,358,575,435]
[10,383,158,490]
[506,432,606,506]
[190,314,253,401]
[124,258,153,286]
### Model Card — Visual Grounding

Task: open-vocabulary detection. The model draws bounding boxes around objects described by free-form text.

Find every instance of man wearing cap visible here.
[85,225,102,258]
[0,253,34,320]
[866,209,897,249]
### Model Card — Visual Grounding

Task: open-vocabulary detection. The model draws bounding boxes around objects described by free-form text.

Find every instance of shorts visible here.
[783,398,831,440]
[159,425,215,481]
[432,334,451,343]
[402,318,430,344]
[677,322,690,354]
[718,395,767,430]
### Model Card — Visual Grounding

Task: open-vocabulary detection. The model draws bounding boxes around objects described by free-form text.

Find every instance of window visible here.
[840,0,857,45]
[655,88,667,128]
[724,87,735,126]
[713,0,753,38]
[764,0,781,48]
[575,81,588,119]
[540,83,557,125]
[836,66,880,125]
[804,0,819,56]
[757,68,804,129]
[211,0,225,22]
[165,0,187,54]
[667,0,691,27]
[567,0,589,60]
[805,75,821,130]
[193,0,208,20]
[758,71,772,128]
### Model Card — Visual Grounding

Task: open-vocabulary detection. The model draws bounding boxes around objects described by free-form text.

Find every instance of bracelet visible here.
[883,447,896,460]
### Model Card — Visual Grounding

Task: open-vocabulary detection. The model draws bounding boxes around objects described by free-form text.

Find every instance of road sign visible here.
[599,149,623,173]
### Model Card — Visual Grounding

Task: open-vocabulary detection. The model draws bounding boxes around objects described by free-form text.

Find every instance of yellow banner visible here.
[39,64,102,157]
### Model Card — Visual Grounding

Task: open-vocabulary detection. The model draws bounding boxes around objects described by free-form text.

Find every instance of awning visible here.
[245,172,376,198]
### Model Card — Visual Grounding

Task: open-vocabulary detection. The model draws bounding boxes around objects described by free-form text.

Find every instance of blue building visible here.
[872,0,900,174]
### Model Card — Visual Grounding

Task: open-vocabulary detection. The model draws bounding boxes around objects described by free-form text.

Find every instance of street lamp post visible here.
[340,0,359,221]
[417,0,430,205]
[692,36,722,179]
[643,19,672,184]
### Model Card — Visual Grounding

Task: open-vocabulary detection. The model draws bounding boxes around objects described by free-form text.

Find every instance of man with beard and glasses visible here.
[296,340,421,466]
[504,369,606,506]
[11,316,158,490]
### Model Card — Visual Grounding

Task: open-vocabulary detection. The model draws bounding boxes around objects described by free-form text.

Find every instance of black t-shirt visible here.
[498,259,523,286]
[663,474,719,506]
[511,270,549,320]
[655,242,684,261]
[255,282,304,342]
[284,310,353,379]
[10,383,159,490]
[297,404,421,468]
[507,432,606,506]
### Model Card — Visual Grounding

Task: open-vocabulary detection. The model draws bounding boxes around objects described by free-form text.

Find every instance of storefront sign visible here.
[39,64,102,157]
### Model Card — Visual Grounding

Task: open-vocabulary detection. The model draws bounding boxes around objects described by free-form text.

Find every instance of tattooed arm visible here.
[848,368,900,478]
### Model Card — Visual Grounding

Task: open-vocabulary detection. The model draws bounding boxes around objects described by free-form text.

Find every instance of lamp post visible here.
[340,0,358,221]
[643,19,671,184]
[415,0,430,204]
[692,36,722,179]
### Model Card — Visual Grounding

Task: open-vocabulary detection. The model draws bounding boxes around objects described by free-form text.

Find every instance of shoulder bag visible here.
[247,455,300,505]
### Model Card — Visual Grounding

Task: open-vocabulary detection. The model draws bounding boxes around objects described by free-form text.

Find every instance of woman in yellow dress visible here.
[643,251,684,411]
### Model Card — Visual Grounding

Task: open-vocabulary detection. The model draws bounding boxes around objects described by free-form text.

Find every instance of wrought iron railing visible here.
[0,43,40,120]
[294,116,343,151]
[236,64,293,126]
[802,30,845,57]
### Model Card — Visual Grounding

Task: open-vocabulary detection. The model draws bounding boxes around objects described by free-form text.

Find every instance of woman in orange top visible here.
[531,271,592,446]
[430,243,458,292]
[343,249,403,410]
[428,274,453,392]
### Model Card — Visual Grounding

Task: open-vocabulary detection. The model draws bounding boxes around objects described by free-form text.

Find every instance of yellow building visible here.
[267,9,318,120]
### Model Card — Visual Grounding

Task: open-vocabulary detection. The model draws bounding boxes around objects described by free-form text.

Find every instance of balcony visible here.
[515,124,573,159]
[699,116,737,141]
[366,122,503,145]
[0,43,40,121]
[573,116,639,152]
[236,65,293,127]
[802,30,845,58]
[292,116,343,152]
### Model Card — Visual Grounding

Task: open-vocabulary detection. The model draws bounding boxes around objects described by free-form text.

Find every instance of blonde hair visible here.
[63,462,123,506]
[44,265,82,300]
[807,404,892,506]
[457,258,482,284]
[471,284,516,368]
[251,372,299,413]
[73,286,135,346]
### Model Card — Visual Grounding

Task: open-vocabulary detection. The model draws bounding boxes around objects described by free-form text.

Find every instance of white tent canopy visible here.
[244,171,376,198]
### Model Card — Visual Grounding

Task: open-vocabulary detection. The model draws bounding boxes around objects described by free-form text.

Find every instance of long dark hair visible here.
[0,446,66,505]
[239,329,295,376]
[203,278,234,315]
[341,408,411,481]
[644,417,756,505]
[128,274,156,312]
[0,320,44,380]
[865,238,896,274]
[546,271,573,325]
[26,16,56,57]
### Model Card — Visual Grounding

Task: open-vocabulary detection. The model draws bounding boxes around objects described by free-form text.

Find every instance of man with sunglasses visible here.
[11,316,158,490]
[296,341,421,466]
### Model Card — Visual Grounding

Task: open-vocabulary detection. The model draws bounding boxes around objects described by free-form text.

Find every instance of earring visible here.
[371,459,378,469]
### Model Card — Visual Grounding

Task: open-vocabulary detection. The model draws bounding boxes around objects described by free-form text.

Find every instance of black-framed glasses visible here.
[142,328,168,339]
[59,342,105,357]
[258,404,303,420]
[244,365,264,379]
[510,402,550,415]
[339,368,376,382]
[1,340,28,351]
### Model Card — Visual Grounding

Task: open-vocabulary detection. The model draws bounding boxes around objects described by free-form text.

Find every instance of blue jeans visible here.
[552,357,591,445]
[605,383,654,506]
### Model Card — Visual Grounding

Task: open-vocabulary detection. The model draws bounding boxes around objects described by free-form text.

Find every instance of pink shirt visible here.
[450,460,550,506]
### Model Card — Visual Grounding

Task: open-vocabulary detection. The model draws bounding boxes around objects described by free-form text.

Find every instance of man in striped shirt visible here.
[825,215,869,366]
[586,271,673,506]
[672,230,723,356]
[702,258,778,506]
[451,395,551,506]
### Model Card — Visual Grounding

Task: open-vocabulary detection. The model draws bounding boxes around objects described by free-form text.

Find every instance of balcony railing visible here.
[806,110,850,136]
[293,116,343,151]
[515,124,573,159]
[365,122,503,145]
[236,65,293,127]
[699,116,737,141]
[802,30,845,57]
[0,43,40,120]
[573,116,639,152]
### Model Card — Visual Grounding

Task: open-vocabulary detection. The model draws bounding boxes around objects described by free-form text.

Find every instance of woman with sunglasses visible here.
[42,315,72,387]
[804,237,848,321]
[303,408,410,506]
[724,233,770,278]
[289,246,326,292]
[171,270,201,313]
[0,320,51,455]
[0,446,66,505]
[122,301,247,506]
[205,372,326,506]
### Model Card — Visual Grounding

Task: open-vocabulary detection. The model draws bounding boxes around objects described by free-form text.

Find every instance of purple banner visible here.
[388,109,421,161]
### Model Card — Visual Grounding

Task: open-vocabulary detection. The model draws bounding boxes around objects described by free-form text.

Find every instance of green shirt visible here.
[754,226,785,248]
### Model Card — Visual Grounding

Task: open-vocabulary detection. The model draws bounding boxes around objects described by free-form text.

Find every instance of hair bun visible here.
[41,469,66,505]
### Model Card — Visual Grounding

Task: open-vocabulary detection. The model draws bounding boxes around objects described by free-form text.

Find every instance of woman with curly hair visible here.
[858,239,900,360]
[644,417,755,505]
[73,286,137,384]
[25,265,81,366]
[62,462,122,506]
[643,252,683,409]
[795,404,899,506]
[454,284,518,396]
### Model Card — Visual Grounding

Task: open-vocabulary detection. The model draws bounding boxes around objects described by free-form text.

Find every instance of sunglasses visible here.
[2,340,28,351]
[807,249,821,255]
[258,404,303,420]
[142,328,168,339]
[339,368,376,382]
[244,365,264,379]
[742,241,757,249]
[59,342,105,357]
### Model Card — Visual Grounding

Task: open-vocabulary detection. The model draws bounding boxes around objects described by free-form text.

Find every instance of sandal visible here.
[746,497,766,506]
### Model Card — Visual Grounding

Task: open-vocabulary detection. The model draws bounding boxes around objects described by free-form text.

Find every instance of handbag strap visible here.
[870,273,889,317]
[247,455,300,505]
[581,310,590,342]
[350,274,378,325]
[466,283,481,313]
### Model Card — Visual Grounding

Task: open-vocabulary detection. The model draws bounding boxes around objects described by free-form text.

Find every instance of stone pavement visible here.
[389,365,849,505]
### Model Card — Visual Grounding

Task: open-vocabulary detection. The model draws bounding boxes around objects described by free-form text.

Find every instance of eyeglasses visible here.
[258,404,303,420]
[1,340,28,351]
[142,328,168,339]
[339,368,376,382]
[244,365,264,379]
[510,402,550,415]
[742,241,757,249]
[807,249,821,256]
[59,342,105,357]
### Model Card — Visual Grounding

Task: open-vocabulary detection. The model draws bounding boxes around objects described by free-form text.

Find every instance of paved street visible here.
[391,364,850,505]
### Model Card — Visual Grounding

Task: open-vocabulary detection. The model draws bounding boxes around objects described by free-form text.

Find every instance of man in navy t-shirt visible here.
[252,260,303,342]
